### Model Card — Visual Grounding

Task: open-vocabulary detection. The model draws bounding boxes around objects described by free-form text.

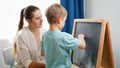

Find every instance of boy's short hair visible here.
[45,3,67,24]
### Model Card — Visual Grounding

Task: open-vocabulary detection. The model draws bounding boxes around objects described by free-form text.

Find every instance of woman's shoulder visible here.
[17,27,29,37]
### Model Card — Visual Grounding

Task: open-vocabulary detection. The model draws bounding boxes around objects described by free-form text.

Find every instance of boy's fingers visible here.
[78,34,84,38]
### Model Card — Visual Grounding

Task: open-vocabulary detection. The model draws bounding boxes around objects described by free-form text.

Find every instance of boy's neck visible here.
[49,24,60,31]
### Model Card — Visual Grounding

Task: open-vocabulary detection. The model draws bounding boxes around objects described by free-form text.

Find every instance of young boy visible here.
[41,3,86,68]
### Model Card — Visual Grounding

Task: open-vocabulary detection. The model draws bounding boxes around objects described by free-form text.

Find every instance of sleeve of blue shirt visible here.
[63,33,81,51]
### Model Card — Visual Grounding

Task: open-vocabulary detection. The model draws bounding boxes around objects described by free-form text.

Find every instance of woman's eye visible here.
[36,18,40,20]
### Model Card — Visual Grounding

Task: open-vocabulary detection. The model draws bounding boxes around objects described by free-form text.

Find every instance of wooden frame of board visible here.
[72,19,114,68]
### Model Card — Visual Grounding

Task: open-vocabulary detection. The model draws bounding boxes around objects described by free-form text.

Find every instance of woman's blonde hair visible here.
[45,3,67,24]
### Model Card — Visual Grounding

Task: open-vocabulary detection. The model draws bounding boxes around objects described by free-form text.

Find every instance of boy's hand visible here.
[78,34,85,39]
[72,64,79,68]
[78,34,86,49]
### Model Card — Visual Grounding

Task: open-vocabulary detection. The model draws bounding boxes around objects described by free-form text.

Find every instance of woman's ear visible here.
[26,19,29,22]
[26,19,31,23]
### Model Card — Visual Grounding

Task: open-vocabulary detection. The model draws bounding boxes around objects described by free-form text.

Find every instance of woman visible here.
[13,5,46,68]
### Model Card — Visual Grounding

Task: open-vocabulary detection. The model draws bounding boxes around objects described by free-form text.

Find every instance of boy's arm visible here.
[72,64,79,68]
[78,34,86,49]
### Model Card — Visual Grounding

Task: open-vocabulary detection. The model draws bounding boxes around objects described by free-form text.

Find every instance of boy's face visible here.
[59,16,67,30]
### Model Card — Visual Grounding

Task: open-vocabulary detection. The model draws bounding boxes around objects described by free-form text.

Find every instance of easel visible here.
[72,19,114,68]
[97,19,114,68]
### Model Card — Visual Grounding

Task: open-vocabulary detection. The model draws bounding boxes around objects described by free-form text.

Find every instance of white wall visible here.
[85,0,120,68]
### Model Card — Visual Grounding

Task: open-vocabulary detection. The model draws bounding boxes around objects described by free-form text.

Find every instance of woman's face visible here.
[29,10,43,28]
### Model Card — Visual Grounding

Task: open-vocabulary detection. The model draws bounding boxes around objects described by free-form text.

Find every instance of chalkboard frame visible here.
[72,19,108,68]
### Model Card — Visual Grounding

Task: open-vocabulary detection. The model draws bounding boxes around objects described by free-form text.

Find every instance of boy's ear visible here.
[57,17,61,24]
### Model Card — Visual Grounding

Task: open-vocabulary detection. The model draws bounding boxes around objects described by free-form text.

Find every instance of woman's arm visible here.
[29,62,45,68]
[41,52,44,56]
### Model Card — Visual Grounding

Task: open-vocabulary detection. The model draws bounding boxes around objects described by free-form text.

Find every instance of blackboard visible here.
[71,19,114,68]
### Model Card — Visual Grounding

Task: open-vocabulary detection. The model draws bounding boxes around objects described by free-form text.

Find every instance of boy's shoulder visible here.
[56,31,72,37]
[59,32,74,40]
[43,31,71,38]
[61,32,72,37]
[42,31,72,38]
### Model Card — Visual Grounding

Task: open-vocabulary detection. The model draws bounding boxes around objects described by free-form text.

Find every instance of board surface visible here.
[72,22,102,68]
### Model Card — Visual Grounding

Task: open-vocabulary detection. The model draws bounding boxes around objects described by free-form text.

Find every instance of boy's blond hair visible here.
[45,3,67,24]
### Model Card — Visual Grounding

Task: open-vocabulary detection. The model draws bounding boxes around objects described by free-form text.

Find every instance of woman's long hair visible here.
[13,5,39,57]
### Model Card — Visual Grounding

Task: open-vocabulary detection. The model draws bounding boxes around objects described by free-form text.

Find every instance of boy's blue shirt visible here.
[41,30,81,68]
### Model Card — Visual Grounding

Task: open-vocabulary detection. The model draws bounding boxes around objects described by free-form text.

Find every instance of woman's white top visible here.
[15,27,46,68]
